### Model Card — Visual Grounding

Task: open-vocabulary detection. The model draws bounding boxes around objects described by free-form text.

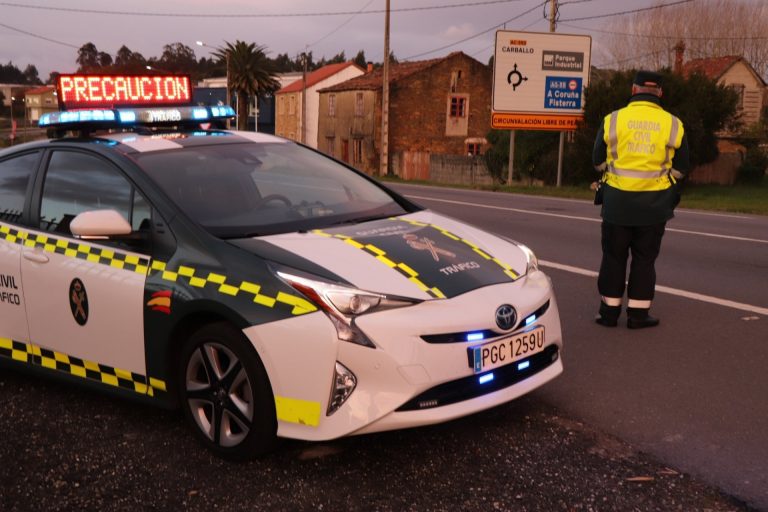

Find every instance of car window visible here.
[135,142,410,238]
[0,151,38,225]
[39,151,149,237]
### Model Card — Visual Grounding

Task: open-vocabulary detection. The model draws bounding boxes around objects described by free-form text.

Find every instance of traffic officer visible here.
[592,70,690,329]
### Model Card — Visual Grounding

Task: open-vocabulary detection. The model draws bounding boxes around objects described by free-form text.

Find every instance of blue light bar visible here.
[525,314,537,326]
[119,110,137,123]
[211,105,235,118]
[517,361,530,371]
[39,105,235,130]
[466,332,485,342]
[478,373,494,385]
[40,110,116,126]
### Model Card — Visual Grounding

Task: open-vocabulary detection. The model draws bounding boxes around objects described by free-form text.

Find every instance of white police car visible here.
[0,74,562,459]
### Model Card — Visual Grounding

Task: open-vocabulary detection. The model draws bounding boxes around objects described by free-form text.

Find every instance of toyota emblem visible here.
[495,304,517,330]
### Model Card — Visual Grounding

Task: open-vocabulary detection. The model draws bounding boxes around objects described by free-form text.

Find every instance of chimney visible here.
[367,62,374,73]
[674,40,686,74]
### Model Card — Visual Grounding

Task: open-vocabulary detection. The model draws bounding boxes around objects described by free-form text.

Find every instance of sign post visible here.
[492,31,591,185]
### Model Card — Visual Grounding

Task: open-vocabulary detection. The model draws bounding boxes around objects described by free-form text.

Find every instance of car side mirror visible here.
[70,209,133,239]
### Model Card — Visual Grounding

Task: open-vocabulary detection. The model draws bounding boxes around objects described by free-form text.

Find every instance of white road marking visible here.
[405,194,768,244]
[540,260,768,316]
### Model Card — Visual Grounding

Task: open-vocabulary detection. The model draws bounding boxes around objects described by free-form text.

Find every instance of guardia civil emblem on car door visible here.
[69,278,89,326]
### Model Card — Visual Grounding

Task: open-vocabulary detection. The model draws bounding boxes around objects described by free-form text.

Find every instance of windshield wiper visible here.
[326,214,393,227]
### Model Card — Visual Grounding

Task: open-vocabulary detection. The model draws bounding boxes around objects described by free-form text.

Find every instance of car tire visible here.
[178,321,278,460]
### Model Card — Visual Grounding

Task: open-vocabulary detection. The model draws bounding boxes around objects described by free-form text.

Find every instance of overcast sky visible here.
[0,0,743,79]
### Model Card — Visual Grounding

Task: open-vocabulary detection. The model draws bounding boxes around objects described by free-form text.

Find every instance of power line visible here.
[558,0,695,22]
[404,0,548,60]
[561,22,768,41]
[306,0,376,50]
[0,21,79,49]
[0,0,532,18]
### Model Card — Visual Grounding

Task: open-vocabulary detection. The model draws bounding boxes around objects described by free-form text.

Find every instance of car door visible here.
[19,149,152,384]
[0,151,39,348]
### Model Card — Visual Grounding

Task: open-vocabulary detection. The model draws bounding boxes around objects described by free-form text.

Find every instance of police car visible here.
[0,74,563,459]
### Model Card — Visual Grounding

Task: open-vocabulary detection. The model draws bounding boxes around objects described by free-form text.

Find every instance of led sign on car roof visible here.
[57,74,192,109]
[39,74,234,131]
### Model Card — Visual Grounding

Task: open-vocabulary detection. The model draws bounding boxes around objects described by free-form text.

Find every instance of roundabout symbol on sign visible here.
[507,63,528,91]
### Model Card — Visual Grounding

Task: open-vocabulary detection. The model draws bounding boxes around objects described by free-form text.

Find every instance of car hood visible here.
[250,210,529,300]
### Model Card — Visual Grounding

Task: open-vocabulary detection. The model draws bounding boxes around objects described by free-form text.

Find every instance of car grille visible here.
[420,300,550,344]
[395,344,559,411]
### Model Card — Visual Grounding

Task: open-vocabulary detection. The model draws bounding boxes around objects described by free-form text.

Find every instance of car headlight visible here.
[516,243,539,274]
[499,236,539,275]
[277,271,422,348]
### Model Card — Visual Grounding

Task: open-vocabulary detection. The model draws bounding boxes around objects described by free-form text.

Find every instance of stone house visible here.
[275,62,364,148]
[317,52,492,176]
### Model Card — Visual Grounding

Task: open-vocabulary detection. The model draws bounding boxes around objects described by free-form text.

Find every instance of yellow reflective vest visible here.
[602,101,684,192]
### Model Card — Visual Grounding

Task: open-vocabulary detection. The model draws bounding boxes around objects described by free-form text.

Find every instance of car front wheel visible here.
[179,322,278,459]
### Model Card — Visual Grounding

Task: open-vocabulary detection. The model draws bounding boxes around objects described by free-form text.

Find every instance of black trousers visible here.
[598,221,666,301]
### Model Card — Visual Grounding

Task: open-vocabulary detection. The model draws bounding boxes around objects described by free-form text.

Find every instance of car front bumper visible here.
[243,269,563,441]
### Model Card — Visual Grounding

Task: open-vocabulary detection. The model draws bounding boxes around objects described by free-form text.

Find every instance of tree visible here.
[159,43,197,75]
[0,62,26,83]
[567,69,741,184]
[602,0,768,80]
[113,45,147,73]
[97,52,113,68]
[213,41,280,130]
[353,50,367,69]
[46,71,60,85]
[22,64,41,85]
[76,42,99,72]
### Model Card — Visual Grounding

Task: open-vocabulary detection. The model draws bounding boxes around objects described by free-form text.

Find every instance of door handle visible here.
[23,250,49,264]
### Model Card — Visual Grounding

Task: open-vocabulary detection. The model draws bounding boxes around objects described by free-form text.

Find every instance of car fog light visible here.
[327,362,357,416]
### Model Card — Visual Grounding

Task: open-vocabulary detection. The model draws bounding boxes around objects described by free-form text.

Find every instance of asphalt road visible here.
[389,182,768,510]
[0,183,764,511]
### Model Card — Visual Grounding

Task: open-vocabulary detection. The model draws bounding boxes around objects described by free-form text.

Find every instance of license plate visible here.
[471,326,545,374]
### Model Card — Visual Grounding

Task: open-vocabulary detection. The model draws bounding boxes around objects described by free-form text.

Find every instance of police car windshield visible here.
[134,141,409,238]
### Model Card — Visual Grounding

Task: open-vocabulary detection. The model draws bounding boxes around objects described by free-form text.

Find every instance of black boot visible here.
[595,301,621,327]
[626,307,660,329]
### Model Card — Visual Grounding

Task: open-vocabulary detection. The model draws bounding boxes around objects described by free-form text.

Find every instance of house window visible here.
[289,96,295,115]
[352,138,363,165]
[328,94,336,117]
[467,143,481,156]
[355,92,364,117]
[278,97,284,115]
[326,136,335,157]
[450,96,466,118]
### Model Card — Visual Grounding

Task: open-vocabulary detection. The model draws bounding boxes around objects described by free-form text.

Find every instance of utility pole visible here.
[379,0,390,177]
[301,51,308,144]
[550,0,565,187]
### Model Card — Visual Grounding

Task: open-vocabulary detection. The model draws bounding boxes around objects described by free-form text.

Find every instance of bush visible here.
[737,146,768,184]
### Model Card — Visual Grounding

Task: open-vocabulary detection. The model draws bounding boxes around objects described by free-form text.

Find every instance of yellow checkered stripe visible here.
[0,337,166,396]
[312,229,446,299]
[396,218,521,280]
[148,261,317,315]
[0,223,150,275]
[1,222,316,316]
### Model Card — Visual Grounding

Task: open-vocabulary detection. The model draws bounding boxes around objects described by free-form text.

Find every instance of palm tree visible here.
[213,41,280,130]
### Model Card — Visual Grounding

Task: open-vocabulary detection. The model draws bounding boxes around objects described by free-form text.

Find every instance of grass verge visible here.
[379,176,768,216]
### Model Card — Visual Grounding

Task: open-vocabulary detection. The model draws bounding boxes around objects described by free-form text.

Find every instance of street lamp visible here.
[9,96,16,145]
[196,40,231,128]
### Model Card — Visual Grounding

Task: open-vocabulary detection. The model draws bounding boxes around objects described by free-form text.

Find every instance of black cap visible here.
[633,70,663,88]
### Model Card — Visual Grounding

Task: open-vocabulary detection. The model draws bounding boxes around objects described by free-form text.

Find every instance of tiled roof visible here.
[277,62,363,94]
[319,52,467,93]
[24,86,55,95]
[682,56,741,80]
